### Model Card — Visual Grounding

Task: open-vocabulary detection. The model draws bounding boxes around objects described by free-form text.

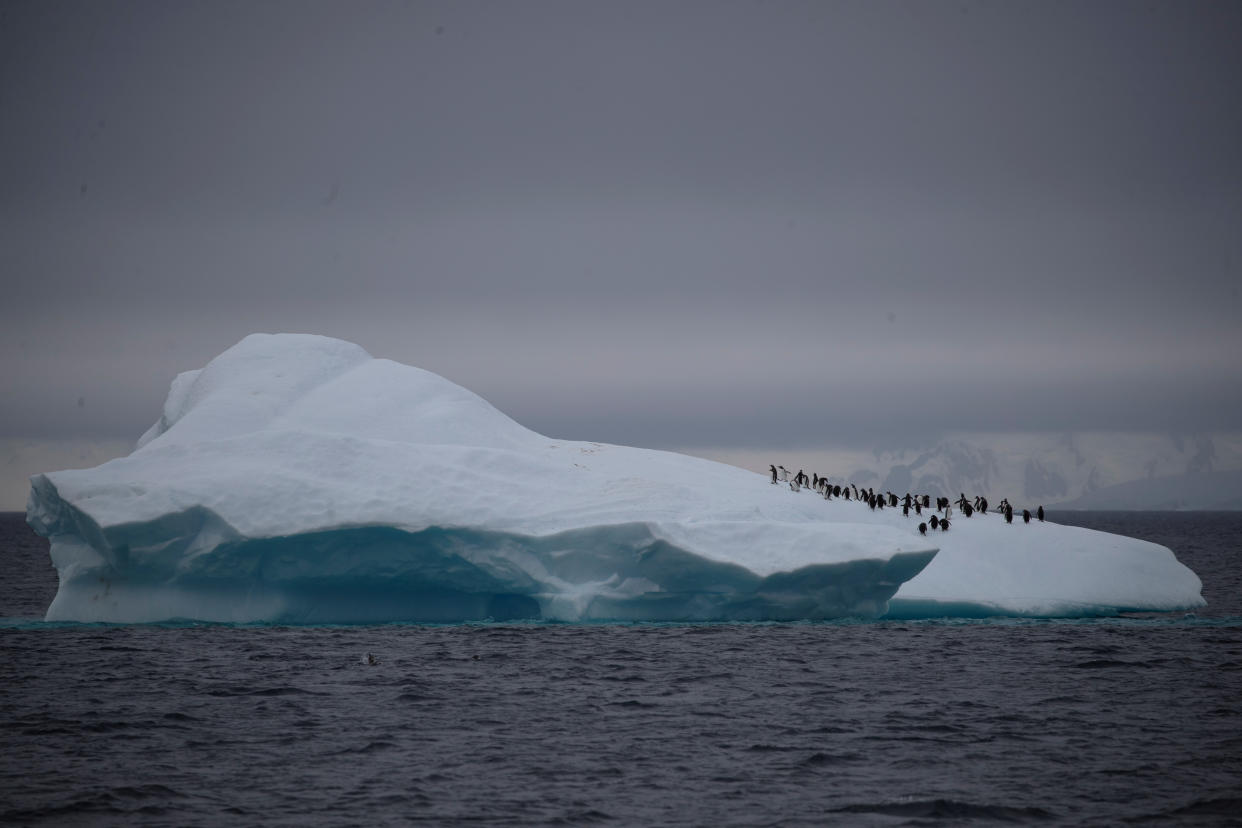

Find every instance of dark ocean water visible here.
[2,511,1240,826]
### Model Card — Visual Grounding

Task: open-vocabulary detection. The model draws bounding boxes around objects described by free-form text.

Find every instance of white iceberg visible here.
[26,334,1204,623]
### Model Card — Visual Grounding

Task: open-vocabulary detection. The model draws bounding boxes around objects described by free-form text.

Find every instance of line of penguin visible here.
[768,464,1044,536]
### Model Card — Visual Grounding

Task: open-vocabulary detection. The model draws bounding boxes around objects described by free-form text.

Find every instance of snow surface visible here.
[26,334,1204,623]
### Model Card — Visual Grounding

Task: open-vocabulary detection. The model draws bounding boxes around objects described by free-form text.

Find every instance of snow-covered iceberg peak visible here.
[27,333,939,623]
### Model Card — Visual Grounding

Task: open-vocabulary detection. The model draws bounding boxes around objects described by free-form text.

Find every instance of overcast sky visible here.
[3,0,1241,496]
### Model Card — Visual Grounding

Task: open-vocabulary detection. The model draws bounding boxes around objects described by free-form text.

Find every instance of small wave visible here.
[833,797,1055,822]
[548,809,614,824]
[1073,659,1151,669]
[1127,796,1242,822]
[801,751,863,766]
[335,740,398,755]
[205,685,321,697]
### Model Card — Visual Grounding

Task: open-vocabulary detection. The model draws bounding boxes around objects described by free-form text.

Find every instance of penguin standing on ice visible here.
[930,515,940,530]
[1037,505,1045,522]
[940,516,951,531]
[918,522,928,535]
[770,465,778,484]
[902,503,910,517]
[1023,509,1031,524]
[779,466,790,482]
[1005,505,1014,524]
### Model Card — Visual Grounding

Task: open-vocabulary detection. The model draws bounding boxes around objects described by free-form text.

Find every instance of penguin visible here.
[923,495,931,508]
[940,516,951,531]
[930,515,939,530]
[813,473,820,490]
[770,465,778,484]
[903,493,913,509]
[843,487,851,501]
[914,501,922,515]
[1023,509,1031,524]
[980,497,989,514]
[1037,505,1045,522]
[779,465,790,482]
[902,503,910,517]
[918,522,927,535]
[834,485,842,497]
[963,502,973,518]
[889,493,898,507]
[1005,505,1013,524]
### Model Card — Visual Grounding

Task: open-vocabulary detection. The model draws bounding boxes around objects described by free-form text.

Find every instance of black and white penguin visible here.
[940,516,951,531]
[918,522,927,535]
[1023,509,1031,524]
[1037,505,1045,522]
[770,465,778,484]
[930,515,939,530]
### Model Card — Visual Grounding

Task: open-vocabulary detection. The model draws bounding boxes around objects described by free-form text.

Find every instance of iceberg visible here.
[25,334,937,623]
[25,334,1204,624]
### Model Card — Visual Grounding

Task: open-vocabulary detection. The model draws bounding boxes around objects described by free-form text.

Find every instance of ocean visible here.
[2,511,1240,826]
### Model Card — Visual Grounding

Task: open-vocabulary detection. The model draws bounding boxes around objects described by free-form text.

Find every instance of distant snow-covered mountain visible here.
[835,432,1242,510]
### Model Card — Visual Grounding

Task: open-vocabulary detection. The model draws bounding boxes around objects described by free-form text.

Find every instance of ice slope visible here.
[26,334,938,623]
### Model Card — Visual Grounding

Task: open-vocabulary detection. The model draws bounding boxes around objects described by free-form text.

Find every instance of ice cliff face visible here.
[27,334,941,623]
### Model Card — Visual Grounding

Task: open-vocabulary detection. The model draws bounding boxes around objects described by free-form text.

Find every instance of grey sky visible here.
[2,0,1241,468]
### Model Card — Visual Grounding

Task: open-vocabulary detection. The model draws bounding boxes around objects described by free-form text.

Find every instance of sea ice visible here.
[26,333,1204,623]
